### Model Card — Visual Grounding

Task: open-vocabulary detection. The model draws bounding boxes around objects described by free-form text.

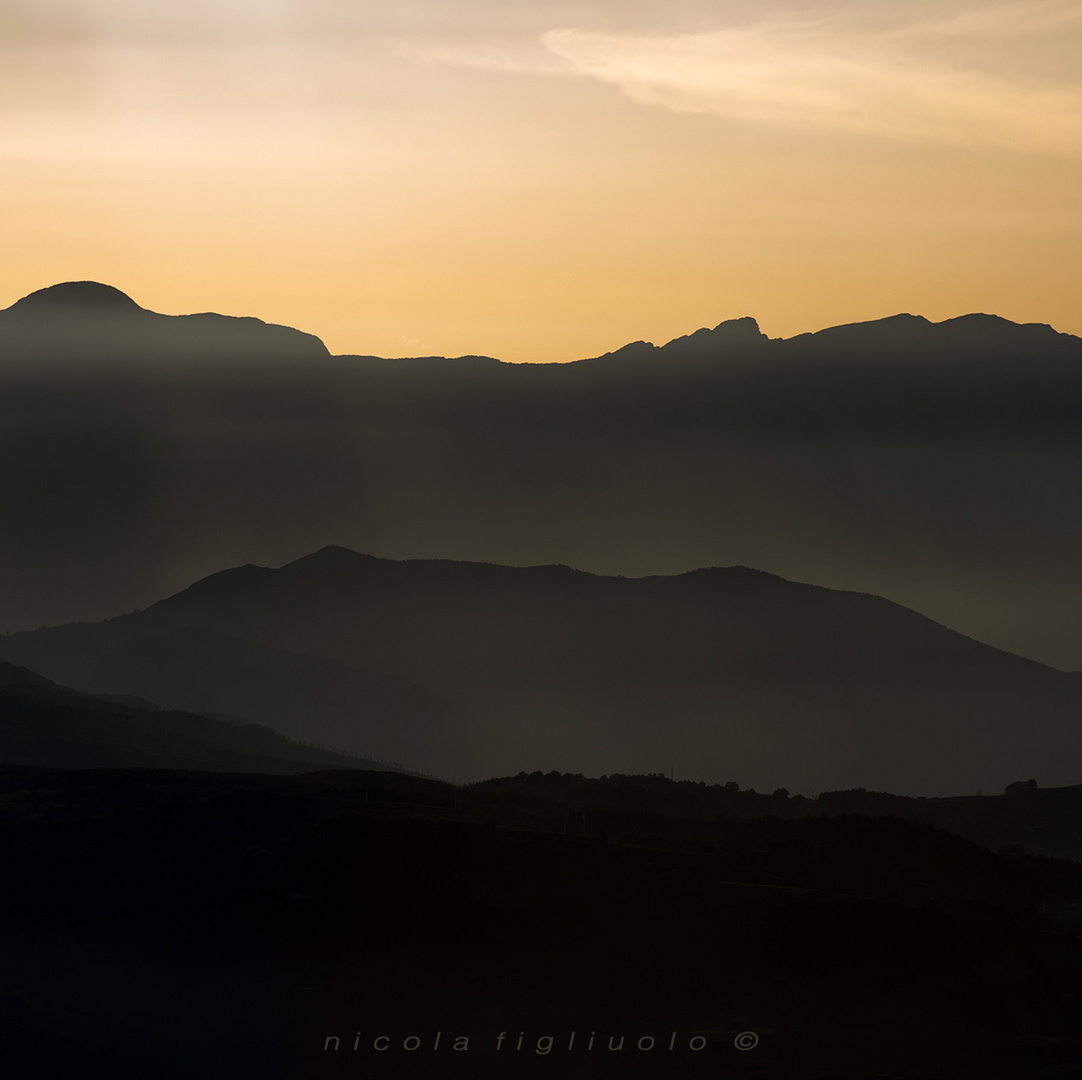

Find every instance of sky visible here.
[2,0,1081,362]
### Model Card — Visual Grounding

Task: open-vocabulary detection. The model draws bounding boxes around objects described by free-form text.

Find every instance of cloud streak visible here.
[540,6,1082,156]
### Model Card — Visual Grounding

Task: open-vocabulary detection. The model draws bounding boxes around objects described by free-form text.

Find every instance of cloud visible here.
[539,6,1082,156]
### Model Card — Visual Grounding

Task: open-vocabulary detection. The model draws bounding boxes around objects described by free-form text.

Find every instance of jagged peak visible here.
[711,316,764,336]
[662,316,767,351]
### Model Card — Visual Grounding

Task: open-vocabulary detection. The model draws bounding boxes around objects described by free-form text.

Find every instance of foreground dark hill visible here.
[2,283,1081,669]
[4,764,1082,1079]
[6,547,1082,794]
[0,658,394,774]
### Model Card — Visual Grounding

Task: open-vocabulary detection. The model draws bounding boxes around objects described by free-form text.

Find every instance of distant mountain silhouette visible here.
[0,279,328,366]
[5,547,1082,794]
[2,283,1082,671]
[0,657,400,774]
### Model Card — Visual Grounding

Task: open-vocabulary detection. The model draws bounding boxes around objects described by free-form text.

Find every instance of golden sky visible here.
[2,0,1080,361]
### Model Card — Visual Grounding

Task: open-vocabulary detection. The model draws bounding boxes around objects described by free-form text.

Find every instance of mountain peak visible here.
[711,316,764,338]
[281,545,383,574]
[9,281,144,315]
[939,312,1060,339]
[662,316,767,353]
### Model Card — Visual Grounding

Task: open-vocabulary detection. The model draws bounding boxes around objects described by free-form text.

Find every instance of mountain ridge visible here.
[4,280,1075,363]
[160,546,1066,677]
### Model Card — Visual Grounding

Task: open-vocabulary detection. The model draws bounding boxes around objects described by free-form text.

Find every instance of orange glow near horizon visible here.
[2,2,1080,362]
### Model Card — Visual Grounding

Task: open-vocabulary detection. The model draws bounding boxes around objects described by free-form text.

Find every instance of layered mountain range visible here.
[4,546,1080,795]
[2,283,1082,672]
[6,282,1082,1080]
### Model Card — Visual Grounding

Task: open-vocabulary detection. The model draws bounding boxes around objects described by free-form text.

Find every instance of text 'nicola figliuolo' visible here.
[322,1029,761,1054]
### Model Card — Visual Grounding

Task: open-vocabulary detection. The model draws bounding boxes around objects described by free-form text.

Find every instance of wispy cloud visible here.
[537,4,1082,156]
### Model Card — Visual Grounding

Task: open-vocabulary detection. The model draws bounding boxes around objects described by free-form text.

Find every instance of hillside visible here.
[0,658,400,775]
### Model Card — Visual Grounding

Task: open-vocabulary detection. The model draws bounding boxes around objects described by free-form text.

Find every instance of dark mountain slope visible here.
[0,658,397,774]
[5,548,1081,794]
